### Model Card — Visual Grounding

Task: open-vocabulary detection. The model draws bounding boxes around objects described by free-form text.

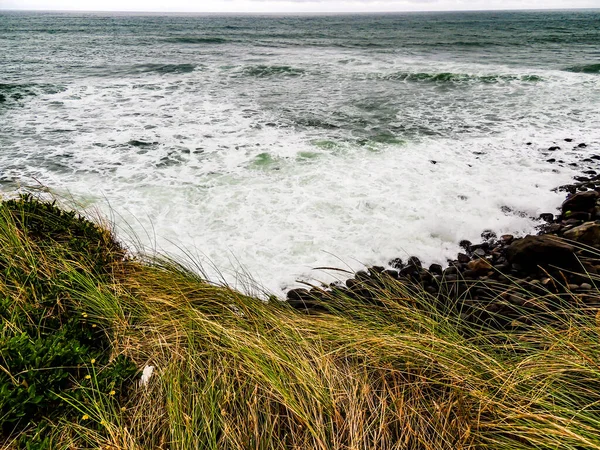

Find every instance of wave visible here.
[130,63,197,75]
[564,63,600,74]
[0,83,64,106]
[241,65,306,78]
[381,71,542,84]
[165,37,227,44]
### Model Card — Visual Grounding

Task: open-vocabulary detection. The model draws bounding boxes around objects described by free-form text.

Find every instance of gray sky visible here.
[1,0,599,13]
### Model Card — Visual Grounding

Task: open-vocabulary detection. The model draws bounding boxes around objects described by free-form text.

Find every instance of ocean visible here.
[1,10,599,293]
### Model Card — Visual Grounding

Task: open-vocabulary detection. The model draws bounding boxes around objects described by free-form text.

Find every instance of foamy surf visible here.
[1,11,599,294]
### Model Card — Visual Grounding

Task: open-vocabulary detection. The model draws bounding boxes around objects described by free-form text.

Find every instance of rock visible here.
[430,160,437,164]
[547,158,556,163]
[481,230,497,241]
[457,253,470,263]
[355,270,370,281]
[473,248,487,257]
[565,138,573,142]
[562,190,600,213]
[467,258,492,273]
[500,234,514,244]
[580,283,593,290]
[428,263,443,275]
[286,288,320,310]
[407,256,422,268]
[565,211,590,221]
[444,266,458,275]
[578,143,587,148]
[459,240,472,250]
[287,288,311,301]
[526,142,532,145]
[548,146,561,151]
[563,222,600,247]
[370,266,385,274]
[389,258,404,269]
[539,213,554,222]
[506,235,578,271]
[383,269,399,279]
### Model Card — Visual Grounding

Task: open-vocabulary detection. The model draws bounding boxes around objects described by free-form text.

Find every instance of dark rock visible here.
[526,142,532,145]
[547,158,556,163]
[388,258,404,269]
[548,146,561,151]
[444,266,458,275]
[565,138,573,142]
[430,160,437,164]
[457,253,470,263]
[287,288,311,301]
[563,222,600,247]
[565,211,590,221]
[500,234,514,244]
[355,270,370,281]
[539,213,554,223]
[562,190,600,213]
[578,143,587,148]
[467,258,492,273]
[370,266,385,274]
[346,278,361,289]
[481,230,497,241]
[473,248,487,257]
[428,264,443,275]
[383,269,399,279]
[407,256,422,268]
[506,235,578,271]
[459,240,472,251]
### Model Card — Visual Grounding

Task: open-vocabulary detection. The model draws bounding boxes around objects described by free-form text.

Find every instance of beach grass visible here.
[2,196,600,449]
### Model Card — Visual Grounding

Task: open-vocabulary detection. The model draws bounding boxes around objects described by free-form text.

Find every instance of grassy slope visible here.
[2,197,600,449]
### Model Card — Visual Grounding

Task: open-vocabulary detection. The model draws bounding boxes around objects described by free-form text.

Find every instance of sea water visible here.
[1,10,599,293]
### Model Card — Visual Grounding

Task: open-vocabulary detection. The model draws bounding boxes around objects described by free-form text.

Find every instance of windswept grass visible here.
[2,196,600,449]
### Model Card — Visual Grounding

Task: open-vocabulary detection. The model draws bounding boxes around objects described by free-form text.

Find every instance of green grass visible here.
[1,195,600,449]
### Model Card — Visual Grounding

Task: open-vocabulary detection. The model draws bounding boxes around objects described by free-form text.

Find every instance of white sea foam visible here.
[2,41,600,295]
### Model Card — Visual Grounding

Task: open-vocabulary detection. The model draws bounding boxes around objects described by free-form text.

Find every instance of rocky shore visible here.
[285,141,600,329]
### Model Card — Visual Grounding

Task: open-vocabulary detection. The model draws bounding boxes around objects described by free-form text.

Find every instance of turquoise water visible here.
[1,10,600,292]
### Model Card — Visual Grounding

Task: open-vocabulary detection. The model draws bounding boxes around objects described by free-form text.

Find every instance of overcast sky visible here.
[1,0,599,13]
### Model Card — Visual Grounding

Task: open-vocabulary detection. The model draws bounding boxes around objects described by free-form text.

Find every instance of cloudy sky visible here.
[1,0,599,13]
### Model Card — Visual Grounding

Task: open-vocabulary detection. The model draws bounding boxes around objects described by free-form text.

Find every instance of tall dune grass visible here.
[2,196,600,449]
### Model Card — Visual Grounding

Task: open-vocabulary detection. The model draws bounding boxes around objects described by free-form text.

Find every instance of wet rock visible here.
[500,234,514,244]
[548,146,561,151]
[428,263,443,275]
[539,213,554,222]
[287,288,311,301]
[506,236,578,271]
[565,211,590,221]
[578,143,587,148]
[467,258,492,273]
[563,222,600,247]
[481,230,497,241]
[562,190,599,213]
[459,240,472,251]
[473,248,487,257]
[383,269,399,279]
[457,253,470,263]
[407,256,422,268]
[565,138,573,142]
[389,258,404,269]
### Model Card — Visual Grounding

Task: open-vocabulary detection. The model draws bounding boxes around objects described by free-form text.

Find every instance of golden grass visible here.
[2,198,600,449]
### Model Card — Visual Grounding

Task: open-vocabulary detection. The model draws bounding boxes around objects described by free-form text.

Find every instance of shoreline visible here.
[286,138,600,328]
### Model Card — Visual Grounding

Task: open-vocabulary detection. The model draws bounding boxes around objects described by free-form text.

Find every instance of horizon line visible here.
[1,7,599,15]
